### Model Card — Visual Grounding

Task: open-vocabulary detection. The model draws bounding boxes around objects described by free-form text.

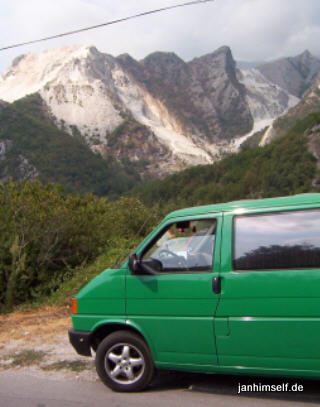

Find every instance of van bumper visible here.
[68,329,92,357]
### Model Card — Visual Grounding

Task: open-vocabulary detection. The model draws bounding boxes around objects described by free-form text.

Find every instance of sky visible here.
[0,0,320,74]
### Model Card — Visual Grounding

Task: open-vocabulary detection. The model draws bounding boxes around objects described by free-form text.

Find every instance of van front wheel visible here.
[95,330,155,392]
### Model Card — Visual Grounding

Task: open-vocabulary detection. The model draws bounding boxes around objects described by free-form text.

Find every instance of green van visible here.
[69,193,320,392]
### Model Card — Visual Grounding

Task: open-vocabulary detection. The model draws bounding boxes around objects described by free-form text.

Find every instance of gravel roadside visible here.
[0,306,97,382]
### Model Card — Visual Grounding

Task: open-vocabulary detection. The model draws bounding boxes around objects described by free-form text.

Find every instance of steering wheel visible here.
[159,249,180,258]
[158,249,188,269]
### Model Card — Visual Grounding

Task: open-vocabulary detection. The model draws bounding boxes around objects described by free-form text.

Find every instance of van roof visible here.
[166,193,320,219]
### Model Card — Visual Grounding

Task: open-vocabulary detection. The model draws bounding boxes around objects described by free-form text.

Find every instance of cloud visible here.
[0,0,319,74]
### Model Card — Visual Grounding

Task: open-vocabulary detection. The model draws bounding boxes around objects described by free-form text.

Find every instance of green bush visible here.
[0,180,159,312]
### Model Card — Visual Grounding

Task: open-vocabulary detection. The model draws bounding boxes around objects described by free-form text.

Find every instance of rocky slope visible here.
[246,71,320,148]
[0,45,318,180]
[257,50,320,97]
[274,71,320,133]
[236,68,299,145]
[120,46,253,143]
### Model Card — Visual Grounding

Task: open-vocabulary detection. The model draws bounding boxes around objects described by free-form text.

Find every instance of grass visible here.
[41,360,91,372]
[2,350,46,367]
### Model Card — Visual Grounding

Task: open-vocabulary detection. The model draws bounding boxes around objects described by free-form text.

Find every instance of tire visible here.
[95,330,155,392]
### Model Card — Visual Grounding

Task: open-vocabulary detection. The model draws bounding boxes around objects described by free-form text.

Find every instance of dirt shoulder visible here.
[0,306,97,381]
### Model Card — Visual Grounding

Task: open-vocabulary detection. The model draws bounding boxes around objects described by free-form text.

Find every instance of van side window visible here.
[233,209,320,270]
[143,219,217,273]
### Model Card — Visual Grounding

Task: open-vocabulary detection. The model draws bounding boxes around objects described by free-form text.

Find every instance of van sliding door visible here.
[216,208,320,374]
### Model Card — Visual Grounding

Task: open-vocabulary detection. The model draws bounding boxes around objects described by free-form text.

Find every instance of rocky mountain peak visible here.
[300,49,312,60]
[189,46,234,67]
[142,51,184,65]
[257,50,320,97]
[141,51,188,80]
[117,53,137,64]
[189,46,253,139]
[116,53,146,84]
[188,45,240,92]
[207,45,233,63]
[290,49,320,83]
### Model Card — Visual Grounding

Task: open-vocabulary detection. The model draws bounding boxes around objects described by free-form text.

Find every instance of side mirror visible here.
[128,253,161,275]
[128,253,140,274]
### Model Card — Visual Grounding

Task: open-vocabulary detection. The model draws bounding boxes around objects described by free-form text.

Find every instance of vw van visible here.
[69,193,320,392]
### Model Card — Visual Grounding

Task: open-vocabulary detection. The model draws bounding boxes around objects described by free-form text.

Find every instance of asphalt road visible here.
[1,370,320,407]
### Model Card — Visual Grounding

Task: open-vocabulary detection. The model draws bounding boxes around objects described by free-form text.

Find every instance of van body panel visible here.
[167,194,320,220]
[155,362,320,378]
[72,315,127,332]
[72,269,126,327]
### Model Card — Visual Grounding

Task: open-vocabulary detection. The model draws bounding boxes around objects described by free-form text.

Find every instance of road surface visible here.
[1,370,320,407]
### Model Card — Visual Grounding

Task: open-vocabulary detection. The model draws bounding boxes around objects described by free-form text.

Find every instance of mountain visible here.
[0,45,318,184]
[0,45,224,175]
[0,95,140,196]
[257,50,320,97]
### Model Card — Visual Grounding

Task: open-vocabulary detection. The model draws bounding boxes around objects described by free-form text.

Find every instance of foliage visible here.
[241,126,268,150]
[274,97,320,138]
[45,241,137,307]
[0,181,159,312]
[107,116,148,147]
[13,93,52,123]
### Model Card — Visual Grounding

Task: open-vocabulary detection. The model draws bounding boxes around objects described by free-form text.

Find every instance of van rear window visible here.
[233,209,320,270]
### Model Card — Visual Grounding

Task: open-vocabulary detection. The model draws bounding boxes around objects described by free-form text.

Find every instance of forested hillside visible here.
[0,95,141,197]
[132,113,320,212]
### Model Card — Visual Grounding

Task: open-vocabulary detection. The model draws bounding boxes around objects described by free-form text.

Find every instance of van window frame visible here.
[232,207,320,272]
[138,216,219,275]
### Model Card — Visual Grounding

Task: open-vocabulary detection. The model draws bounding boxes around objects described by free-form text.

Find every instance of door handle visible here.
[212,276,221,294]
